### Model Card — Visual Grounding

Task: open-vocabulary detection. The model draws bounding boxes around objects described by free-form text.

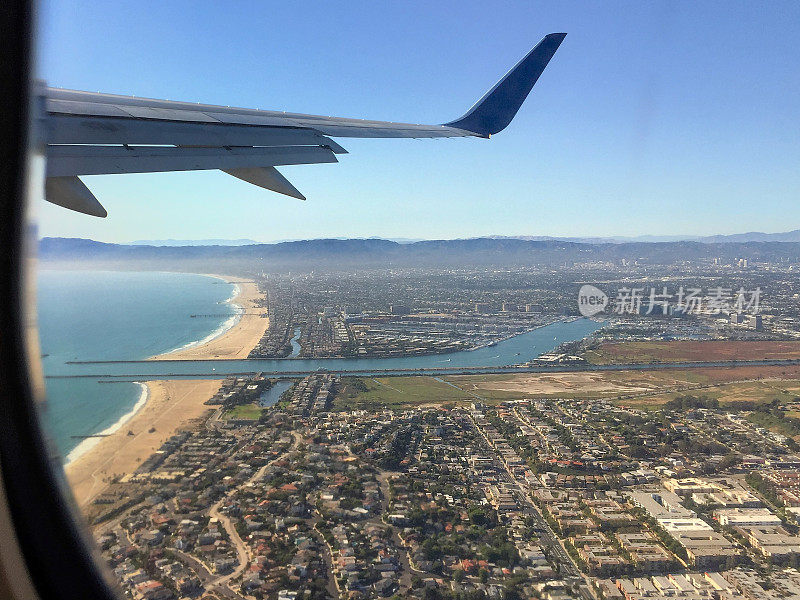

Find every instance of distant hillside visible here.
[698,230,800,243]
[129,238,259,246]
[495,229,800,244]
[37,236,800,273]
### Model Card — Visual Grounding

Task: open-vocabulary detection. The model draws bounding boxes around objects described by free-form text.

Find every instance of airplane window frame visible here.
[0,1,119,598]
[11,4,800,599]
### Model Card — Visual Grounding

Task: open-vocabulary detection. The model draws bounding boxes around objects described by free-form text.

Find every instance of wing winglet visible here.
[444,33,566,137]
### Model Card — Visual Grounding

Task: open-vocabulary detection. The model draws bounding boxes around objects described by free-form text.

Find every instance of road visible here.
[310,516,341,599]
[206,432,301,596]
[376,471,414,594]
[468,413,596,600]
[207,501,249,589]
[171,548,242,600]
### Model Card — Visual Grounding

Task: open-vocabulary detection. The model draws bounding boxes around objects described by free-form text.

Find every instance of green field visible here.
[221,403,264,420]
[334,371,800,440]
[585,340,800,365]
[613,379,800,410]
[334,376,477,410]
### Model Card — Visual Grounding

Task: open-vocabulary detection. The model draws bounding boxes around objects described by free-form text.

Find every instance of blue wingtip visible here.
[444,33,567,137]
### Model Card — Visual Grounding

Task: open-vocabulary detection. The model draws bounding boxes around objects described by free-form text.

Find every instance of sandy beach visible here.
[65,274,269,507]
[149,274,269,361]
[65,379,223,506]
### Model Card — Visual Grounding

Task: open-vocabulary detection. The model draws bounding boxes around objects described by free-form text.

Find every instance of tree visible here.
[725,554,737,571]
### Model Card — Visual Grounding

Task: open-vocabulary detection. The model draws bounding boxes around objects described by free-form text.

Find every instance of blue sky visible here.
[37,1,800,243]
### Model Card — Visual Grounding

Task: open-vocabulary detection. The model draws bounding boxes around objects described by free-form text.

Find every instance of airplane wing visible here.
[40,33,566,217]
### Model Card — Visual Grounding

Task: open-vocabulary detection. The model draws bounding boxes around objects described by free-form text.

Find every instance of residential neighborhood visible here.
[83,376,800,600]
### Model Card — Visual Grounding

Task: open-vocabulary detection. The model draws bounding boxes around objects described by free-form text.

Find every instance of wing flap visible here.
[223,167,306,200]
[46,145,337,177]
[47,114,332,147]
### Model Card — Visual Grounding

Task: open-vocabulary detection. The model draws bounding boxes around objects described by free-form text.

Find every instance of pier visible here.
[190,312,264,318]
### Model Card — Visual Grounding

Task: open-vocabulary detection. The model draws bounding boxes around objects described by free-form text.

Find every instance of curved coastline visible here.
[66,273,243,460]
[156,277,243,356]
[65,379,225,507]
[65,273,268,506]
[149,274,268,361]
[64,381,149,466]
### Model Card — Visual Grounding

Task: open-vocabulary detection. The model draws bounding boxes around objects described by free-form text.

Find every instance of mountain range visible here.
[124,230,800,247]
[129,238,259,246]
[38,235,800,272]
[494,230,800,244]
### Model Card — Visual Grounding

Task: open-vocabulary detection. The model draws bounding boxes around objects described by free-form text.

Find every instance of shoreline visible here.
[59,274,245,466]
[65,273,269,507]
[157,278,243,355]
[148,274,269,361]
[64,382,150,467]
[64,380,225,507]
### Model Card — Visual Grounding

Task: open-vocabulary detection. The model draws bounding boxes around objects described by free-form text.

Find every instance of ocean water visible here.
[36,270,238,462]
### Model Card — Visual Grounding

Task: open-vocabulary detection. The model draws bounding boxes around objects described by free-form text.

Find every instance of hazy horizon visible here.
[37,227,800,246]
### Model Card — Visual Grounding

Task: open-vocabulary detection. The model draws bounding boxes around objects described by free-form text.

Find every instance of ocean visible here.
[37,270,239,462]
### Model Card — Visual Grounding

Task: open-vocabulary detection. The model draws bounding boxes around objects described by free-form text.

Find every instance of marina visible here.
[49,318,605,379]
